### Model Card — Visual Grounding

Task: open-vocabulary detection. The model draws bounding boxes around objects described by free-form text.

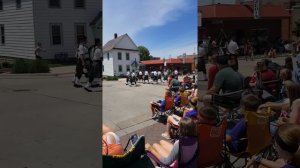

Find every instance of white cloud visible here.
[103,0,188,43]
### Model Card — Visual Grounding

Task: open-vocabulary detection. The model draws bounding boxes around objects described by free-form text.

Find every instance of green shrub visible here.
[12,59,28,73]
[105,76,119,81]
[12,59,50,74]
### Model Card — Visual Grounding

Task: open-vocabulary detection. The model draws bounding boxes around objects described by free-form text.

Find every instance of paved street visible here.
[0,74,101,168]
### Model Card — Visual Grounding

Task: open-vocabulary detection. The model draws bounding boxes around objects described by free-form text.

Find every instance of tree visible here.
[138,46,150,61]
[293,20,300,38]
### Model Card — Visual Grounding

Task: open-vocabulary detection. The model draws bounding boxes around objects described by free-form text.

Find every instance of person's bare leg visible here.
[159,140,174,154]
[150,102,155,115]
[153,143,169,158]
[163,116,177,138]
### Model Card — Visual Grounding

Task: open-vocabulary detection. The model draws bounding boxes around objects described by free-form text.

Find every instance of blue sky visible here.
[103,0,197,58]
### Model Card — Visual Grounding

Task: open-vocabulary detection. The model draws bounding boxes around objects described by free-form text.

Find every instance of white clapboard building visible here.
[0,0,102,59]
[103,33,140,76]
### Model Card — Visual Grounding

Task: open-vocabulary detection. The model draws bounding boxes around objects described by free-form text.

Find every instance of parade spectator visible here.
[167,74,173,86]
[202,55,243,105]
[249,59,276,94]
[34,42,46,60]
[258,81,300,125]
[244,39,253,61]
[247,124,300,168]
[277,99,300,126]
[268,47,277,58]
[279,68,293,100]
[198,40,208,81]
[207,55,219,90]
[227,37,239,71]
[102,124,124,156]
[174,69,179,79]
[187,83,198,100]
[145,117,198,166]
[150,89,174,117]
[293,54,300,85]
[226,94,261,153]
[284,57,293,72]
[161,97,198,140]
[169,75,180,93]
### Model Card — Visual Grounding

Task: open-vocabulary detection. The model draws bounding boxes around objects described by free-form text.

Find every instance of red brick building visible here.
[199,4,290,53]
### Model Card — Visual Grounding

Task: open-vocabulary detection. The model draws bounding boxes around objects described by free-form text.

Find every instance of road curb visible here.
[0,72,74,78]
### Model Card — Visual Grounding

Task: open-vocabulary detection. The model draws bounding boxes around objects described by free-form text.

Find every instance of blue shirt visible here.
[227,118,247,153]
[157,100,166,111]
[174,95,181,106]
[185,109,197,118]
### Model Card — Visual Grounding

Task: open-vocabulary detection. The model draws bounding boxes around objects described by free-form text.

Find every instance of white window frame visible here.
[74,0,85,8]
[0,0,3,10]
[50,23,63,46]
[16,0,21,9]
[118,65,123,72]
[74,23,86,44]
[0,24,5,45]
[118,52,122,60]
[49,0,60,8]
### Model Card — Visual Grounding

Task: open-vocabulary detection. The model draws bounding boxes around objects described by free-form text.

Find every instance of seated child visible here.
[226,94,261,153]
[150,89,174,117]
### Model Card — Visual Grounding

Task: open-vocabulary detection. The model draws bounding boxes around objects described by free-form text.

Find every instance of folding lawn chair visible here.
[103,135,154,168]
[229,112,273,167]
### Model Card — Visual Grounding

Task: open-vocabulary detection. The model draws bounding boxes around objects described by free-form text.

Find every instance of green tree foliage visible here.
[293,20,300,38]
[138,46,151,61]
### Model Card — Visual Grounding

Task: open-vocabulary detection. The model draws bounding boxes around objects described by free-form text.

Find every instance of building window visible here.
[0,0,3,10]
[126,53,130,60]
[107,53,109,60]
[74,0,85,8]
[50,23,62,45]
[0,25,5,45]
[118,52,122,60]
[75,23,86,44]
[49,0,60,8]
[118,65,122,72]
[16,0,21,9]
[126,65,130,71]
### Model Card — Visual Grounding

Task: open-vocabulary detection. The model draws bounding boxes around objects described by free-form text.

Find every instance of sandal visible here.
[161,132,171,140]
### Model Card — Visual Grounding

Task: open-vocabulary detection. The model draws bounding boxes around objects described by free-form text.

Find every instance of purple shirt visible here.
[227,118,247,153]
[185,109,197,118]
[174,95,181,106]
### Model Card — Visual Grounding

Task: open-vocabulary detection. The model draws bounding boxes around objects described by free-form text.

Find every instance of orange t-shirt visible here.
[102,139,124,156]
